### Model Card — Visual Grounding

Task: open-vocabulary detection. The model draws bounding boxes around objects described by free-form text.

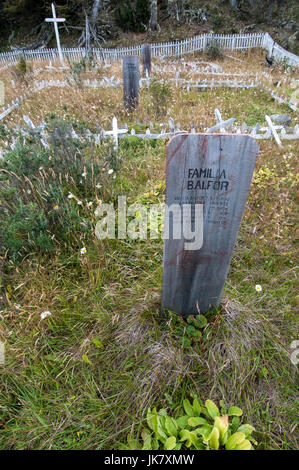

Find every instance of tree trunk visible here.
[267,0,275,20]
[168,0,176,17]
[229,0,238,10]
[91,0,101,28]
[149,0,159,31]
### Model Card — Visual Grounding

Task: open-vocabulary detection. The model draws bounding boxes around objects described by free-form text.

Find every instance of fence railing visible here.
[0,32,298,67]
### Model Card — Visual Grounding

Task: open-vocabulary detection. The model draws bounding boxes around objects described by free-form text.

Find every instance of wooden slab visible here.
[162,133,259,315]
[142,44,151,76]
[123,56,139,110]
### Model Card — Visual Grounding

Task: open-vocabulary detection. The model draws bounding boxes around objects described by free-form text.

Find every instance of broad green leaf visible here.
[141,435,152,450]
[192,398,202,416]
[127,435,140,450]
[225,432,246,450]
[228,406,243,417]
[231,416,240,431]
[189,431,201,449]
[208,427,220,450]
[176,415,189,429]
[165,416,178,437]
[141,429,151,442]
[214,415,229,443]
[188,417,208,427]
[152,437,159,450]
[205,399,220,418]
[194,424,213,439]
[180,429,192,447]
[151,413,159,435]
[183,399,194,417]
[235,439,252,450]
[237,424,255,437]
[146,408,154,430]
[164,436,177,450]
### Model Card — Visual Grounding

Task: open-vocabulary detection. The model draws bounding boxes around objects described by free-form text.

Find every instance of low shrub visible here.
[149,79,172,118]
[0,116,117,262]
[205,40,224,61]
[120,398,258,450]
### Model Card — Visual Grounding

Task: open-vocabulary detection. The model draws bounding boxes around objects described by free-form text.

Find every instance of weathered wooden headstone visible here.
[142,44,151,76]
[162,134,259,315]
[123,56,139,111]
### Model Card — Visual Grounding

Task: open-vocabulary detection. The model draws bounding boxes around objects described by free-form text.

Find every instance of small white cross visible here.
[105,117,128,149]
[207,109,235,133]
[45,3,66,67]
[265,115,282,147]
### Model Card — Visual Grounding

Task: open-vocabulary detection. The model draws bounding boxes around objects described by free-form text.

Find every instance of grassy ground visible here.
[0,52,298,450]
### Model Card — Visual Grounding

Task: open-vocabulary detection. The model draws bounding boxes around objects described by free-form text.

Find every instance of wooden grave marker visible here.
[162,134,259,315]
[123,56,139,111]
[142,44,151,77]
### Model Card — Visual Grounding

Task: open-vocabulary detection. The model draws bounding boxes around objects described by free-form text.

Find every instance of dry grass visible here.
[0,50,298,450]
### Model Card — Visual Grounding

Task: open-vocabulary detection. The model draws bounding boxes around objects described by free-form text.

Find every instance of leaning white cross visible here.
[207,108,235,133]
[23,115,49,148]
[45,3,66,68]
[105,117,128,149]
[264,115,283,148]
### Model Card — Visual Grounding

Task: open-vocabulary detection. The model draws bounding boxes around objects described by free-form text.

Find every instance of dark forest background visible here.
[0,1,298,53]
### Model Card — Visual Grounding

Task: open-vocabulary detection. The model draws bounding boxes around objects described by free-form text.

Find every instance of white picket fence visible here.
[0,32,298,67]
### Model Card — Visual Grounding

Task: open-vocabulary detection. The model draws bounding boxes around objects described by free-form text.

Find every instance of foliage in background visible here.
[114,0,150,32]
[11,55,32,85]
[206,39,224,61]
[0,115,117,262]
[121,398,258,450]
[149,78,172,118]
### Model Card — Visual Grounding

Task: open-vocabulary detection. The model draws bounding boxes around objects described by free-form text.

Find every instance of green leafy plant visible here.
[120,398,258,450]
[66,58,87,88]
[115,0,150,32]
[0,116,117,262]
[205,40,223,61]
[149,79,172,118]
[11,55,32,85]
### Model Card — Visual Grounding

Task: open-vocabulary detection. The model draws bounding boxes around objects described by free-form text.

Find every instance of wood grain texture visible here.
[141,44,151,76]
[162,133,259,315]
[122,56,139,110]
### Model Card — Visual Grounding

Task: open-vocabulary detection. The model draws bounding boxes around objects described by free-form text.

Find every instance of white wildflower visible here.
[40,310,52,320]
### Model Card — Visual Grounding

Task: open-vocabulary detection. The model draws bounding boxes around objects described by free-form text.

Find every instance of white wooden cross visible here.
[207,109,235,133]
[45,3,66,67]
[23,115,49,148]
[265,115,283,147]
[105,117,128,149]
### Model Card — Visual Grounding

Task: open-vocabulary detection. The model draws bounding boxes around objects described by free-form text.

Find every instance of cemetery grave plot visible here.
[0,50,298,450]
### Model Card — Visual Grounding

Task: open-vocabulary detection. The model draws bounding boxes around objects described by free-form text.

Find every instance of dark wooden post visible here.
[142,44,151,76]
[123,56,139,111]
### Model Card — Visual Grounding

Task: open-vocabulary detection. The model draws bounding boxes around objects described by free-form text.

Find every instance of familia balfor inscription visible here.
[187,168,229,191]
